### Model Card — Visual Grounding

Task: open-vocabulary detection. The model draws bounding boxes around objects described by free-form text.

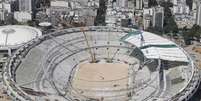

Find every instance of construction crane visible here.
[80,28,96,63]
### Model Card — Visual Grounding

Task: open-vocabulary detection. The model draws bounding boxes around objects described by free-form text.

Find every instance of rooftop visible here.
[0,25,42,49]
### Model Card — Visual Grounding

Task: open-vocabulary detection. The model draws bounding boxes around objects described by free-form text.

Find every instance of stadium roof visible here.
[122,31,189,62]
[39,22,52,27]
[0,25,42,49]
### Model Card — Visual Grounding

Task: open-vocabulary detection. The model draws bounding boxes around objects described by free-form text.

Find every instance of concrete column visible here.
[8,48,11,56]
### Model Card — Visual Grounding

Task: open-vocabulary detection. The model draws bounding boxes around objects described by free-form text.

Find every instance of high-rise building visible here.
[48,0,99,26]
[193,0,197,20]
[0,2,11,21]
[135,0,143,10]
[19,0,32,12]
[143,15,152,30]
[172,0,190,15]
[153,6,164,29]
[15,0,33,22]
[143,0,149,8]
[143,8,153,30]
[196,1,201,26]
[14,11,32,22]
[115,0,127,8]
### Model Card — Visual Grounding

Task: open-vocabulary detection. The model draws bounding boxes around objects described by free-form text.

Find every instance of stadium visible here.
[0,25,42,50]
[0,25,42,58]
[2,26,200,101]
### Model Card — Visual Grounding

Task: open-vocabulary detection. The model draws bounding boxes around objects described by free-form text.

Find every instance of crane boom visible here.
[80,28,96,62]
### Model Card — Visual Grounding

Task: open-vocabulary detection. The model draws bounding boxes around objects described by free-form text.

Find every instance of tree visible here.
[0,20,4,26]
[94,0,107,26]
[182,26,192,45]
[163,17,178,33]
[189,25,201,41]
[11,19,19,25]
[11,0,19,12]
[186,0,193,10]
[161,1,178,33]
[147,26,163,35]
[27,20,35,26]
[148,0,158,8]
[182,24,201,44]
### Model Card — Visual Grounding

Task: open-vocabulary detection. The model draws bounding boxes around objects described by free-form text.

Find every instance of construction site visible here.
[2,26,200,101]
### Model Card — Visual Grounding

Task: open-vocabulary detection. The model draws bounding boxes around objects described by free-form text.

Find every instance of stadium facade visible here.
[2,26,200,101]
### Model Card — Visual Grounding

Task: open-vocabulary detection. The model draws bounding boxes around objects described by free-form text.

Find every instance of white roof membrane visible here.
[122,31,189,62]
[0,25,42,49]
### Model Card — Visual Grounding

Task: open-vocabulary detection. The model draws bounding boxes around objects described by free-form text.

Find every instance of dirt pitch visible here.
[72,63,129,99]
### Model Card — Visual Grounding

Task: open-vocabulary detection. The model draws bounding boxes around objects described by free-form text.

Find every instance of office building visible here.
[19,0,32,12]
[196,1,201,26]
[14,11,32,22]
[143,0,149,8]
[135,0,143,10]
[153,6,164,29]
[0,2,11,21]
[172,0,190,15]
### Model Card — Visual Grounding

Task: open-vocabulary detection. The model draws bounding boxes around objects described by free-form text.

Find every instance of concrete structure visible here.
[173,0,195,28]
[0,25,42,98]
[143,14,152,30]
[17,0,32,22]
[39,22,52,27]
[172,0,195,28]
[48,0,70,25]
[153,6,164,29]
[115,0,127,8]
[172,0,190,15]
[143,8,153,29]
[143,8,153,16]
[143,0,149,8]
[175,14,195,29]
[0,2,11,13]
[135,0,143,10]
[106,0,135,27]
[142,6,164,30]
[18,0,32,12]
[48,0,99,26]
[0,1,11,21]
[192,0,198,19]
[196,1,201,26]
[2,26,200,101]
[113,0,135,9]
[14,11,32,22]
[50,0,69,7]
[0,25,42,56]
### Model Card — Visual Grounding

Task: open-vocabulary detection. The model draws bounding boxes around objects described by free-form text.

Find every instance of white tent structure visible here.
[121,30,189,62]
[0,25,42,56]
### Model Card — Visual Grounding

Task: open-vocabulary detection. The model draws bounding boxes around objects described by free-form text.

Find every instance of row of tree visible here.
[183,25,201,44]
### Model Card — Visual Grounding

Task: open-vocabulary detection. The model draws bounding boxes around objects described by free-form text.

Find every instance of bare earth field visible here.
[72,63,129,99]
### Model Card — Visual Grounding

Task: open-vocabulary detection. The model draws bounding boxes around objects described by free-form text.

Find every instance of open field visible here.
[72,63,129,99]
